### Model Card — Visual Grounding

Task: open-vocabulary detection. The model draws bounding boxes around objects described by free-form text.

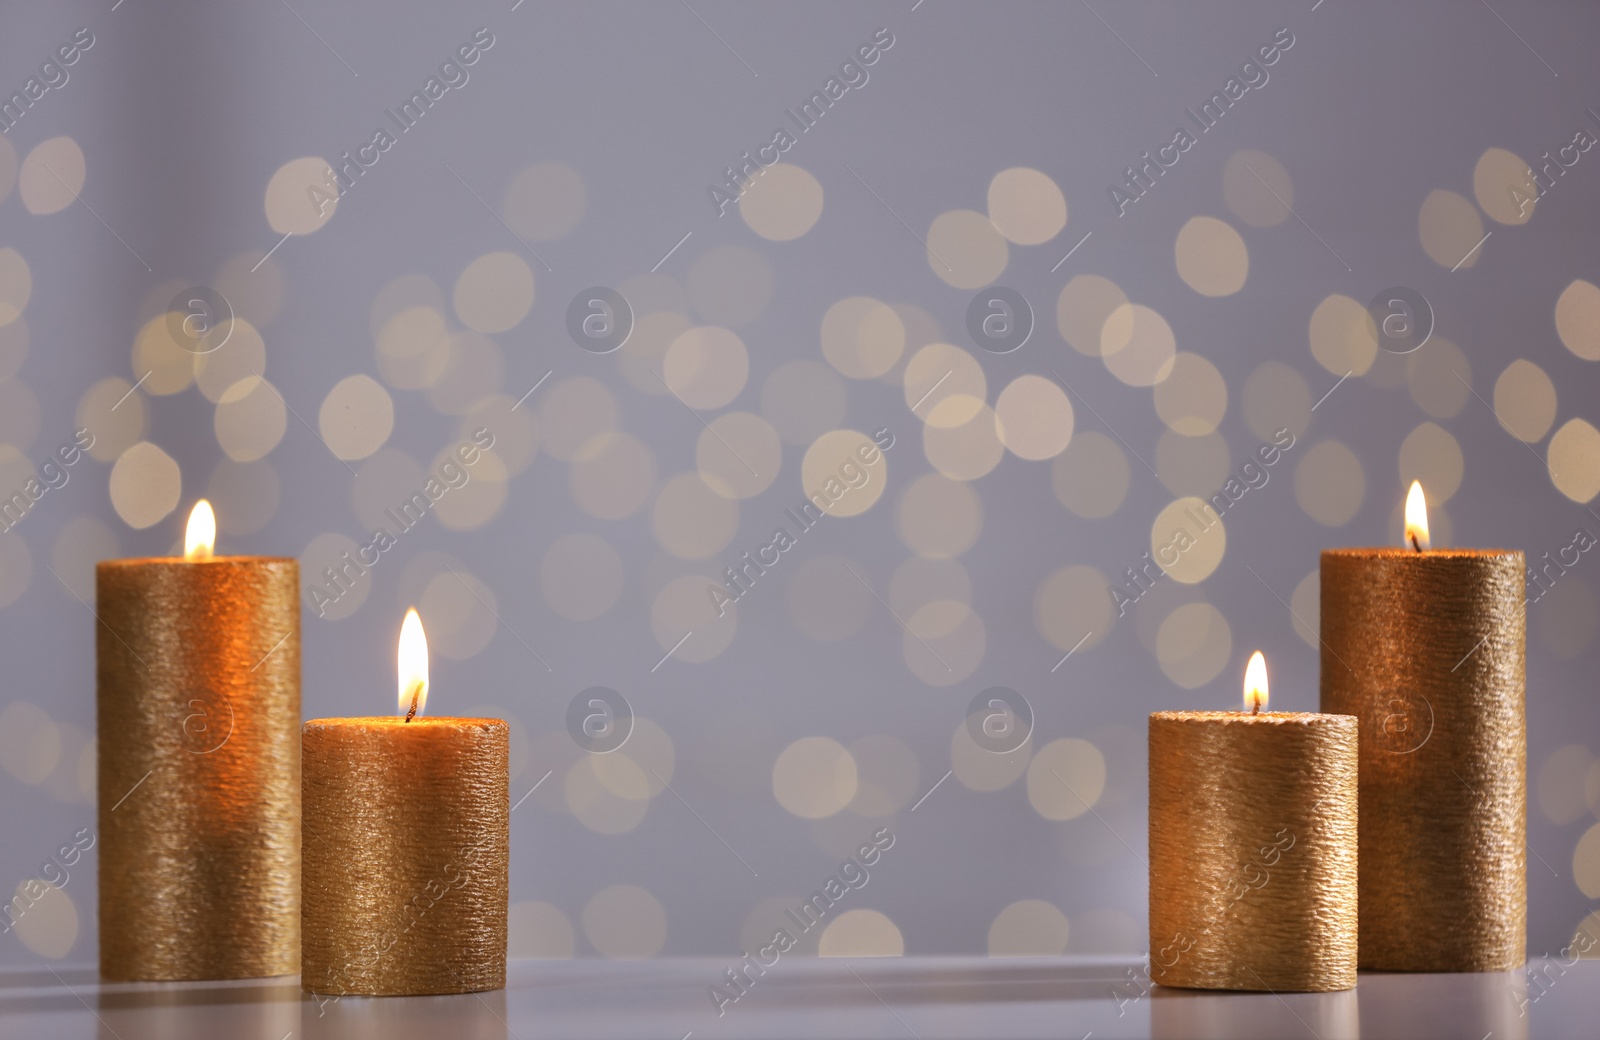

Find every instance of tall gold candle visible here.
[302,609,508,998]
[96,500,300,980]
[1320,481,1525,972]
[1149,652,1358,993]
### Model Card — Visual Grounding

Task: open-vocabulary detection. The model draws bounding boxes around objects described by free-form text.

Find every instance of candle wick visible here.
[404,681,422,723]
[1409,533,1420,553]
[1251,700,1260,716]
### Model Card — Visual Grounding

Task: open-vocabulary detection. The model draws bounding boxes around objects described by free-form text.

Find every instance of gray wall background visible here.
[1,0,1598,968]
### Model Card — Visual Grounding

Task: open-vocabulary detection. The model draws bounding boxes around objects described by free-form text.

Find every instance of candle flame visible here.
[1404,480,1430,552]
[184,500,216,561]
[1243,651,1269,713]
[398,608,429,720]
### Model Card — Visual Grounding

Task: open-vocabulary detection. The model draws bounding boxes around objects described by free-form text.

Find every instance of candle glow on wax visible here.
[1243,650,1269,714]
[398,607,429,721]
[1404,480,1430,552]
[184,500,216,561]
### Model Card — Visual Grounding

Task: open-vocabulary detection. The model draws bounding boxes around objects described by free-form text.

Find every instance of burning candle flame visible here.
[398,608,429,721]
[1404,480,1430,552]
[1244,651,1269,714]
[184,500,216,561]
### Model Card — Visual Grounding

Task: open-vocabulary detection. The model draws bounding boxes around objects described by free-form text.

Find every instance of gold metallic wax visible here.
[1149,711,1358,992]
[1321,547,1526,972]
[302,717,508,997]
[96,556,301,981]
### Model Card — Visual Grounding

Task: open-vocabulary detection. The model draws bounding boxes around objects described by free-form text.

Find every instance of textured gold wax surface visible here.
[96,556,301,981]
[302,717,508,997]
[1149,711,1358,992]
[1321,548,1525,972]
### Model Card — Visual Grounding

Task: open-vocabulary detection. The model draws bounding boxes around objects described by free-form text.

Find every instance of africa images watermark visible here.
[304,427,496,618]
[706,427,895,617]
[0,428,96,535]
[1525,521,1597,606]
[3,828,96,936]
[1504,109,1599,220]
[0,27,95,135]
[707,826,896,1017]
[307,838,495,1015]
[1111,427,1296,617]
[708,26,895,215]
[307,27,496,217]
[1107,27,1296,216]
[1110,825,1298,1017]
[1512,929,1597,1017]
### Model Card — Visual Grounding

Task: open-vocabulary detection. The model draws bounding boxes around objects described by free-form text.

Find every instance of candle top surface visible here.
[1321,546,1519,560]
[304,716,506,729]
[1150,710,1354,727]
[99,554,297,568]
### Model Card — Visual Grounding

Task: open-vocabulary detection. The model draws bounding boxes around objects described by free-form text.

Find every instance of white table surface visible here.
[1,955,1593,1039]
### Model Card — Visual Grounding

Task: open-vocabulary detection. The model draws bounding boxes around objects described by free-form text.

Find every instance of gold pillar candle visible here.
[1149,652,1358,993]
[1319,482,1525,972]
[302,609,508,998]
[96,501,300,981]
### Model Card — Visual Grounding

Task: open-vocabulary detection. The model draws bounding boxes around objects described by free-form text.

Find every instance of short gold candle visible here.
[1149,654,1358,992]
[1321,544,1525,972]
[302,611,508,998]
[95,502,299,981]
[302,718,509,997]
